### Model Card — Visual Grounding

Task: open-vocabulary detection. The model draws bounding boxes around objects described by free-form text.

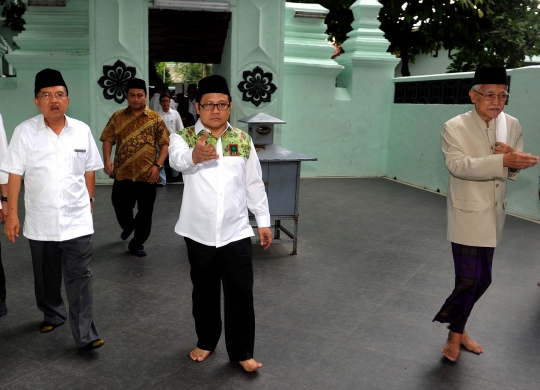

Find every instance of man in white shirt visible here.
[157,94,184,184]
[2,69,105,349]
[169,75,272,372]
[149,85,167,112]
[0,114,8,317]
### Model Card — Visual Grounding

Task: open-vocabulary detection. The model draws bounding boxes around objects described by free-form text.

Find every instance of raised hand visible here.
[192,132,219,164]
[503,151,539,169]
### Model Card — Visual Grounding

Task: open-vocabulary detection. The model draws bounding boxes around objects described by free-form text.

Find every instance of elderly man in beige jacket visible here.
[433,67,538,362]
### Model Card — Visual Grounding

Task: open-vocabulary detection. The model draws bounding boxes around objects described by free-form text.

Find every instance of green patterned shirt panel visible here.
[178,125,251,158]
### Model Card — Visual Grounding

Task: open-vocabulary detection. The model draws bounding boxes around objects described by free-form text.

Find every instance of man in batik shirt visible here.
[100,78,169,257]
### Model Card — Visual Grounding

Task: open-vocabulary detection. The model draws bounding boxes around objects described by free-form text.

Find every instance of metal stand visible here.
[250,215,299,255]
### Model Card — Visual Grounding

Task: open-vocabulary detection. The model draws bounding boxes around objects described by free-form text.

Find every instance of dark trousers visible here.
[433,243,494,334]
[185,237,255,362]
[29,235,100,347]
[112,179,157,251]
[0,243,6,309]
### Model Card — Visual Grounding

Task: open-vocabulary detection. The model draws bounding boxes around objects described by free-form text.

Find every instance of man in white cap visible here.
[2,68,105,349]
[433,66,538,361]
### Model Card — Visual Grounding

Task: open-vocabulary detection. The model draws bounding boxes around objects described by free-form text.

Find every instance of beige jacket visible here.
[441,109,522,247]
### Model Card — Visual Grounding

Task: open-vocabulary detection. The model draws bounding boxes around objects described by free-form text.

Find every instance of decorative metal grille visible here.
[394,77,511,105]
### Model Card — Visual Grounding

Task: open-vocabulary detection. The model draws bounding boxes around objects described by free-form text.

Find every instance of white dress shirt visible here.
[1,115,104,241]
[0,114,8,210]
[169,120,270,248]
[149,93,161,112]
[157,108,184,134]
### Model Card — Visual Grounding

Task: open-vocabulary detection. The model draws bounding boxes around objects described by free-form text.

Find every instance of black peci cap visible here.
[472,67,508,86]
[34,68,68,95]
[197,75,230,101]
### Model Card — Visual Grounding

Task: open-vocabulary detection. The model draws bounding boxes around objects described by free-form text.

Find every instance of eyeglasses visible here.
[199,102,230,111]
[475,91,510,101]
[39,92,67,100]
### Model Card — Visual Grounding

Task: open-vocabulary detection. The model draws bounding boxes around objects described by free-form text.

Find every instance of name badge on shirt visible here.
[228,144,239,156]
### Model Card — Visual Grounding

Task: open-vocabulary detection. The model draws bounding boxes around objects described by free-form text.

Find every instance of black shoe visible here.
[40,321,63,333]
[0,304,7,317]
[130,249,147,257]
[120,227,134,241]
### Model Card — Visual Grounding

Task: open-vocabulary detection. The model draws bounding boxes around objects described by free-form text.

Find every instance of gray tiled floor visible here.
[1,178,540,389]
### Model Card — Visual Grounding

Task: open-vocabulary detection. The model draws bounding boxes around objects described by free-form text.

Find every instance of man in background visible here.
[157,94,183,184]
[100,78,169,257]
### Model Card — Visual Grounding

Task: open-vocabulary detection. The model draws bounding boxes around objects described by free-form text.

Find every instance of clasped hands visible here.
[494,142,539,169]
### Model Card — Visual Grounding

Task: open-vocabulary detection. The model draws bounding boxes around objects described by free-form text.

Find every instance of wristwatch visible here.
[154,162,163,169]
[89,197,95,203]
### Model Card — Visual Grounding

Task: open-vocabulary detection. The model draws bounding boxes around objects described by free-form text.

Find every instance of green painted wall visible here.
[281,1,398,177]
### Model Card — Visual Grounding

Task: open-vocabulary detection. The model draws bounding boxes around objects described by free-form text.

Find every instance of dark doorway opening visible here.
[148,9,231,64]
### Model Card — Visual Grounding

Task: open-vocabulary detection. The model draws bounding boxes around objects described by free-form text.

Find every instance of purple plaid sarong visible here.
[433,242,494,334]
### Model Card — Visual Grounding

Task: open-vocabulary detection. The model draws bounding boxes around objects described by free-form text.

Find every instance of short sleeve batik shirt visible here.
[100,105,169,182]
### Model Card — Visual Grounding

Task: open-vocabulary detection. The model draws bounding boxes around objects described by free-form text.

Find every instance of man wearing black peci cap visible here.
[100,78,169,257]
[2,68,105,349]
[433,67,538,361]
[169,75,272,372]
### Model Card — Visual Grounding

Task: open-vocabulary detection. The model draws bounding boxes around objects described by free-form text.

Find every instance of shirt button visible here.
[496,183,499,187]
[495,202,498,206]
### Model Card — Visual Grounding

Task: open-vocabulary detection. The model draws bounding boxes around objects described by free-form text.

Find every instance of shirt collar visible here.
[125,105,150,117]
[194,118,232,137]
[471,107,494,128]
[37,114,70,133]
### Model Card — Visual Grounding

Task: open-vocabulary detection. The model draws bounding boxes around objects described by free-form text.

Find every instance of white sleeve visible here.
[168,133,199,174]
[85,127,105,171]
[244,140,270,228]
[0,114,9,184]
[0,125,26,176]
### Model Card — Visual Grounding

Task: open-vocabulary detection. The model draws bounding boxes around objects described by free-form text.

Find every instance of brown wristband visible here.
[1,196,7,202]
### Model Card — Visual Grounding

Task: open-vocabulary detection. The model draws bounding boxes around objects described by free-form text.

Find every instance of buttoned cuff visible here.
[490,153,505,179]
[255,214,271,228]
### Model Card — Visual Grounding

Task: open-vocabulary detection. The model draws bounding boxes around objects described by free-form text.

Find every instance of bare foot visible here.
[442,330,462,361]
[239,358,263,372]
[190,347,211,362]
[461,331,483,354]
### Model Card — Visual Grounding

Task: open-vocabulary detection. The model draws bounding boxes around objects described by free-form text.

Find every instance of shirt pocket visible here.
[71,150,86,174]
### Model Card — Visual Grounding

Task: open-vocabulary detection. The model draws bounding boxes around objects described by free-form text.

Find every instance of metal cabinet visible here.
[250,144,316,255]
